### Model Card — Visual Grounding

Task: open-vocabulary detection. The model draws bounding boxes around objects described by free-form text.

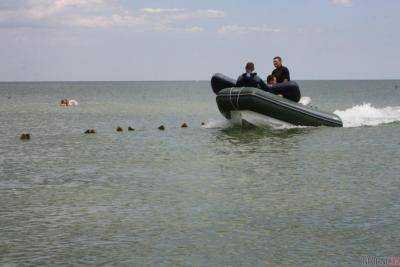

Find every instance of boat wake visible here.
[334,103,400,128]
[204,111,307,130]
[202,119,231,129]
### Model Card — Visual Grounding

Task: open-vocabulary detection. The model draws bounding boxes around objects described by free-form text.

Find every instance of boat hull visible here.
[216,87,343,127]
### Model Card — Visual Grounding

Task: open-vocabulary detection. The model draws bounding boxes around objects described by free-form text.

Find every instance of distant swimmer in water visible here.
[236,62,268,90]
[60,99,68,106]
[69,99,78,106]
[60,99,78,107]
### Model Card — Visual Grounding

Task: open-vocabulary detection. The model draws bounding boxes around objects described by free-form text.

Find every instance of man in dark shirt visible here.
[271,56,290,83]
[236,62,268,90]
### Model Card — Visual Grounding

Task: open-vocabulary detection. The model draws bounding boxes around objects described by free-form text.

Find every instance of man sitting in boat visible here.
[267,70,301,102]
[271,56,290,83]
[236,62,268,90]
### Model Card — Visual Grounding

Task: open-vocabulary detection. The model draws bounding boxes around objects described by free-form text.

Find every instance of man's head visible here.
[267,75,277,85]
[245,62,255,73]
[273,56,282,68]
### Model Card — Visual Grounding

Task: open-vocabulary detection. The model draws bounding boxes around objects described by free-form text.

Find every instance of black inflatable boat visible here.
[211,73,343,128]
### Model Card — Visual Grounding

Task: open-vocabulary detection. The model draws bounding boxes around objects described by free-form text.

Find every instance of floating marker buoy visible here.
[181,122,188,128]
[84,129,96,134]
[158,125,165,130]
[20,133,30,140]
[128,127,135,131]
[116,127,123,132]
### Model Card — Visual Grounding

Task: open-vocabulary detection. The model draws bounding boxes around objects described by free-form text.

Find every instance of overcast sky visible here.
[0,0,399,81]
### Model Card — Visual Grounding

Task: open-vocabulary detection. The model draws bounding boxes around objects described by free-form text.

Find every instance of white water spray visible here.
[334,103,400,128]
[299,96,312,106]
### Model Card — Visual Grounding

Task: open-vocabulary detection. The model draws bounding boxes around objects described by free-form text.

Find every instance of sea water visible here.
[1,80,400,266]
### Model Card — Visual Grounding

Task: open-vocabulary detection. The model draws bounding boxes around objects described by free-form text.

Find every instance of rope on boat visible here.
[229,87,243,110]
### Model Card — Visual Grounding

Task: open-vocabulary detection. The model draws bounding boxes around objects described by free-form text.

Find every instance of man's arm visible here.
[255,75,268,91]
[283,67,290,82]
[259,79,268,90]
[236,75,244,87]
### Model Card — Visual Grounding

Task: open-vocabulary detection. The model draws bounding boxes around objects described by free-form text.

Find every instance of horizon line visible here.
[1,78,400,83]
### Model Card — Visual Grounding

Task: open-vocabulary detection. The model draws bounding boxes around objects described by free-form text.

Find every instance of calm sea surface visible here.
[1,80,400,266]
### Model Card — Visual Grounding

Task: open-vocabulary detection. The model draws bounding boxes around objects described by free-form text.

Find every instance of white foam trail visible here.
[238,110,307,130]
[299,96,311,106]
[202,119,231,129]
[334,103,400,128]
